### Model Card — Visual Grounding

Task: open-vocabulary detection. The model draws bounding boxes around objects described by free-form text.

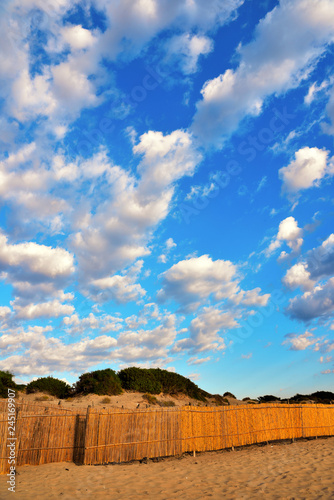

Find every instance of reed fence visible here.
[1,403,333,473]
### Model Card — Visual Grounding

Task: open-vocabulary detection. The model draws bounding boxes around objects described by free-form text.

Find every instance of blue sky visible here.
[0,0,334,399]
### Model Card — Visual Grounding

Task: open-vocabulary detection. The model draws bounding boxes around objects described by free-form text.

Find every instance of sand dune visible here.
[1,437,333,499]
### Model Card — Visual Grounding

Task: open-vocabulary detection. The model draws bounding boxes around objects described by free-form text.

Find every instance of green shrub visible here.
[212,394,229,405]
[101,397,111,404]
[118,367,208,401]
[142,393,158,405]
[26,376,71,399]
[223,392,236,399]
[118,367,162,394]
[257,395,281,403]
[75,368,122,396]
[0,371,16,398]
[35,395,50,401]
[159,400,175,407]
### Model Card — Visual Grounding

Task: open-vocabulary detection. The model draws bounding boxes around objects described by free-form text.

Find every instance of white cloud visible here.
[279,147,334,198]
[14,298,74,320]
[94,0,243,62]
[60,25,97,50]
[165,33,213,74]
[72,130,202,282]
[323,84,334,134]
[0,231,74,278]
[304,79,328,105]
[266,216,303,257]
[158,254,239,310]
[287,277,334,321]
[134,130,202,195]
[283,262,315,290]
[0,330,118,376]
[187,356,211,365]
[158,237,177,264]
[236,287,270,306]
[282,331,319,350]
[63,313,123,334]
[89,260,146,304]
[113,314,178,363]
[192,0,334,147]
[158,254,270,314]
[284,233,334,321]
[173,305,239,353]
[185,182,218,201]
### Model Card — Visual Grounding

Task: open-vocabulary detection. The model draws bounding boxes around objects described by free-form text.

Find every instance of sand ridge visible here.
[0,437,333,499]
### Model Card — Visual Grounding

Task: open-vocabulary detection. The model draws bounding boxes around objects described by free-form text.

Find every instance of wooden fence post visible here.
[83,406,92,465]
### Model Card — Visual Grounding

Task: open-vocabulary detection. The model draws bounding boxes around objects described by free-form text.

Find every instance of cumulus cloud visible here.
[192,0,334,147]
[282,331,320,350]
[173,305,239,353]
[72,130,202,282]
[165,33,213,74]
[0,307,179,375]
[0,0,244,139]
[94,0,243,61]
[323,85,334,134]
[157,255,239,311]
[63,313,123,335]
[115,314,178,363]
[89,260,146,304]
[286,278,334,321]
[60,24,96,50]
[284,233,334,290]
[283,262,315,290]
[14,298,74,320]
[0,330,118,376]
[284,234,334,321]
[279,147,334,199]
[266,216,303,257]
[158,254,270,314]
[0,231,74,279]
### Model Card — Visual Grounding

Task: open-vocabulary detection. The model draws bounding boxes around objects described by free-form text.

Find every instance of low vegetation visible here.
[142,393,158,405]
[100,397,111,404]
[26,376,71,399]
[119,367,162,394]
[223,392,236,399]
[0,370,17,398]
[35,395,50,402]
[159,400,175,407]
[2,367,333,406]
[212,394,229,405]
[118,367,209,401]
[74,369,122,396]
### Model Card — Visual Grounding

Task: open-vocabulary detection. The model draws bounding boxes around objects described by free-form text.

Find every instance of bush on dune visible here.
[118,367,162,394]
[74,368,122,396]
[118,367,209,401]
[26,376,72,399]
[0,370,17,398]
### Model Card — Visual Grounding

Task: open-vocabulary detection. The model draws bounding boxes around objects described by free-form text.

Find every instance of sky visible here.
[0,0,334,399]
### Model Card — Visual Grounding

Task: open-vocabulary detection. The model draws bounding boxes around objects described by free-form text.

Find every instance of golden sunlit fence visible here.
[1,403,333,473]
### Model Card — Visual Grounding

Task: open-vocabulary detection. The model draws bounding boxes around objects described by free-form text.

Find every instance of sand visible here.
[1,437,333,499]
[9,391,246,410]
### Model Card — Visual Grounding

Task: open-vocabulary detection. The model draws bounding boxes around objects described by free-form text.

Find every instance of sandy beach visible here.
[1,437,333,500]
